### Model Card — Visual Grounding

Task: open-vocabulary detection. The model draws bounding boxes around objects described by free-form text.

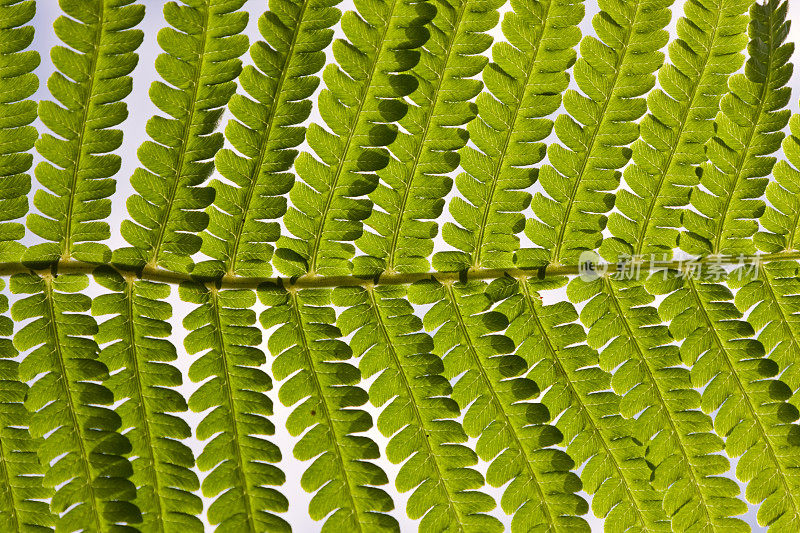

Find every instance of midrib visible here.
[124,279,166,531]
[308,0,401,274]
[209,289,258,531]
[44,278,103,532]
[552,0,642,263]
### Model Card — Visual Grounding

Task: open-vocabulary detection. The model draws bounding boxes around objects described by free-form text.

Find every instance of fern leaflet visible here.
[0,0,38,262]
[275,0,432,276]
[92,272,203,532]
[28,0,143,265]
[528,0,671,264]
[437,0,582,271]
[333,285,501,531]
[260,285,397,531]
[119,0,248,273]
[199,0,341,279]
[181,283,289,532]
[356,0,500,274]
[11,273,139,531]
[682,0,792,256]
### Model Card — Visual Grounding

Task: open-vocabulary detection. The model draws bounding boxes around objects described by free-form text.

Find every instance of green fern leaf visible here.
[0,0,38,263]
[198,0,341,279]
[333,285,501,531]
[436,0,582,271]
[259,285,398,531]
[11,273,140,531]
[91,271,203,532]
[682,0,792,256]
[27,0,143,265]
[600,0,752,259]
[408,279,587,531]
[527,0,671,265]
[118,0,248,273]
[728,261,800,528]
[356,0,501,275]
[274,0,433,276]
[648,271,800,530]
[0,279,53,532]
[180,283,289,532]
[757,114,800,253]
[492,276,665,531]
[569,275,743,531]
[744,108,800,408]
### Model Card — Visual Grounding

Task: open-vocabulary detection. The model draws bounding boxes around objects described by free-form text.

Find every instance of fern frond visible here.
[649,272,800,530]
[259,285,398,531]
[180,283,288,532]
[199,0,341,279]
[119,0,248,273]
[408,279,587,531]
[601,0,752,259]
[569,275,744,531]
[492,276,665,531]
[682,0,792,256]
[745,108,800,404]
[436,0,582,271]
[333,285,501,531]
[27,0,143,265]
[758,117,800,253]
[727,262,800,528]
[91,271,203,532]
[0,279,53,532]
[274,0,433,276]
[11,273,140,531]
[0,0,38,262]
[356,0,501,275]
[527,0,671,265]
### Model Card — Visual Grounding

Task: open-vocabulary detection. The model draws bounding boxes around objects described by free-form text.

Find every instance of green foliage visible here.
[649,271,800,529]
[92,272,203,532]
[119,0,248,272]
[29,0,144,265]
[275,0,433,276]
[569,275,736,531]
[528,0,672,265]
[11,273,139,531]
[260,285,396,531]
[408,279,587,531]
[0,279,52,532]
[201,0,341,278]
[358,0,500,274]
[437,0,582,271]
[181,283,288,532]
[0,0,38,262]
[682,0,793,256]
[333,284,500,531]
[4,0,800,531]
[601,0,753,259]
